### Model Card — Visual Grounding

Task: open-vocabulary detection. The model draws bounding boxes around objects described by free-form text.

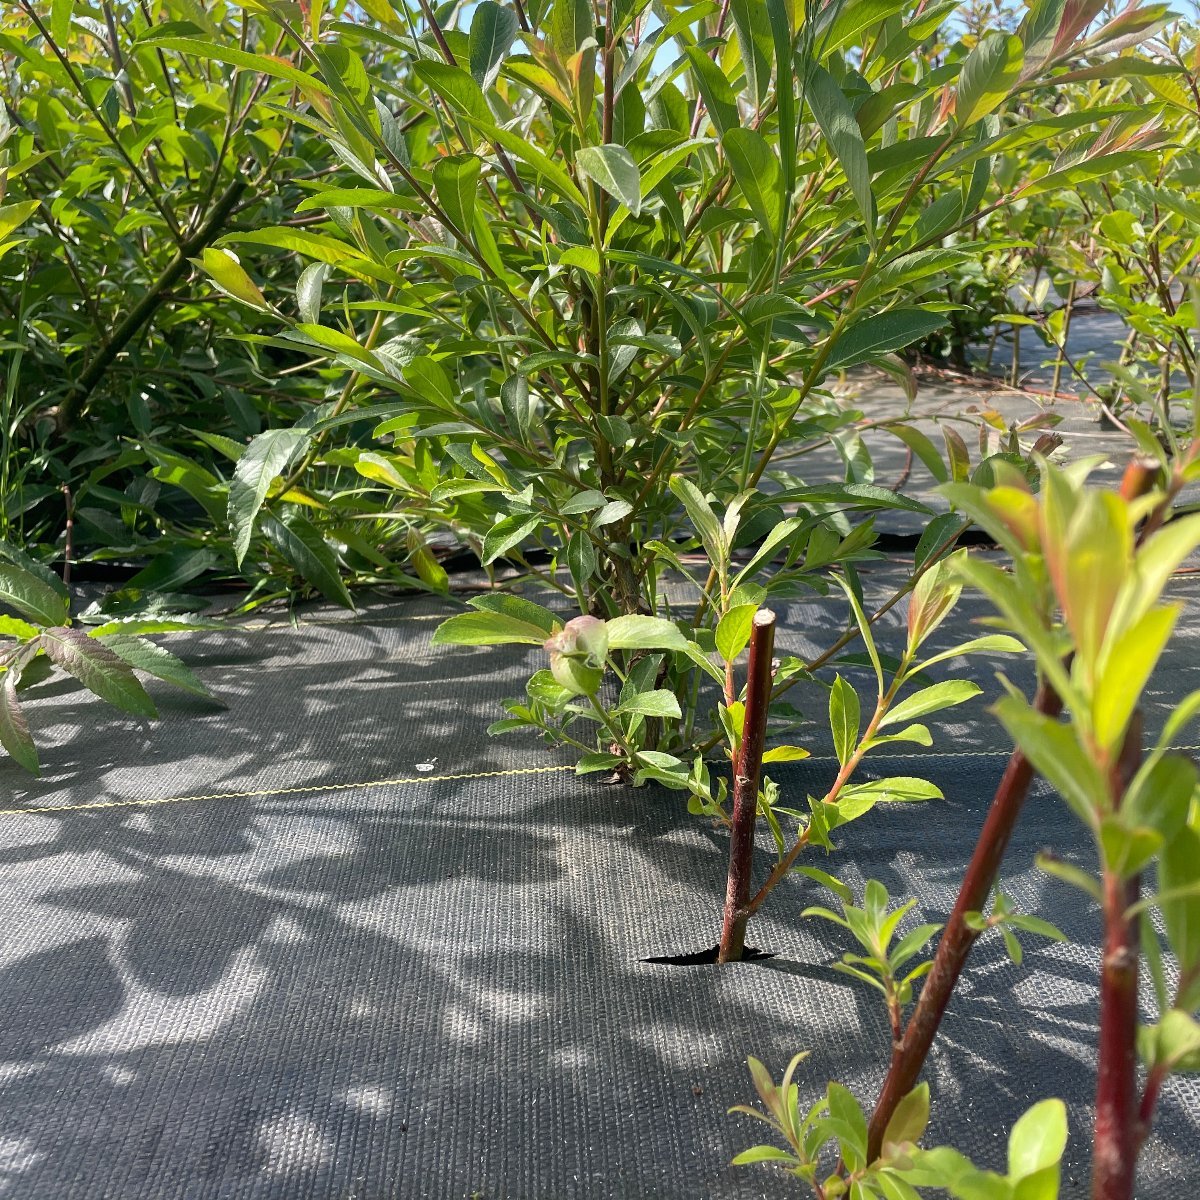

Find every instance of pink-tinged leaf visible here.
[40,627,157,719]
[0,647,39,774]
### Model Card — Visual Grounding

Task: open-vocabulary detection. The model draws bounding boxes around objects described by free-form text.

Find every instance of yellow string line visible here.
[4,745,1196,819]
[0,764,575,817]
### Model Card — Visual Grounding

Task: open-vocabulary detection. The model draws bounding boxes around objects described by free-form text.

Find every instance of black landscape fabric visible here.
[0,577,1197,1199]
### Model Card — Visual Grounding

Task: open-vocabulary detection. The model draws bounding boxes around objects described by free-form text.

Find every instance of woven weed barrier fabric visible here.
[0,576,1198,1199]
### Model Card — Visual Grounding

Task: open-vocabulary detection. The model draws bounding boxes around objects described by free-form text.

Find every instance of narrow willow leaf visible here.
[880,680,982,727]
[40,627,157,718]
[140,38,333,96]
[829,675,860,765]
[221,227,367,264]
[956,32,1024,126]
[722,128,781,234]
[685,47,740,139]
[228,429,310,566]
[575,145,642,215]
[824,309,948,373]
[807,63,875,235]
[433,154,482,237]
[729,0,773,107]
[468,1,519,87]
[548,0,593,54]
[261,511,354,609]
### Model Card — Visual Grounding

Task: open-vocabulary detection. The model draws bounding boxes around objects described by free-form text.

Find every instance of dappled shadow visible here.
[0,591,1195,1197]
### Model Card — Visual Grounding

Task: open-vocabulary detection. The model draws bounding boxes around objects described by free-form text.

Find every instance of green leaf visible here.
[220,227,367,264]
[829,675,860,766]
[1124,754,1195,843]
[994,695,1108,829]
[668,475,724,561]
[1007,1098,1067,1182]
[412,61,493,123]
[606,614,690,651]
[227,429,309,567]
[468,1,519,87]
[192,247,269,309]
[730,1145,798,1165]
[617,689,682,719]
[433,154,482,237]
[40,627,156,718]
[762,744,811,762]
[576,145,642,216]
[0,564,70,626]
[51,0,75,46]
[99,636,215,701]
[261,511,354,609]
[729,0,773,107]
[1093,604,1176,752]
[1144,1010,1200,1073]
[1036,852,1102,902]
[548,0,593,54]
[807,63,874,235]
[577,751,623,774]
[141,37,333,96]
[840,776,944,809]
[296,262,328,326]
[0,615,41,640]
[482,514,541,565]
[433,610,555,647]
[1159,826,1200,974]
[883,1082,930,1150]
[716,604,758,662]
[722,128,781,234]
[881,680,982,728]
[827,1082,868,1171]
[956,33,1024,126]
[1099,815,1162,880]
[824,310,948,373]
[685,47,740,139]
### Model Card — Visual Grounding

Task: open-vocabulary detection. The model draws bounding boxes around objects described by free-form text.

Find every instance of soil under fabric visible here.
[1,569,1198,1200]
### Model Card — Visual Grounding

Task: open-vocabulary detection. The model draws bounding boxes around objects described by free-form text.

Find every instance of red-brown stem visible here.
[1119,455,1161,504]
[718,609,776,964]
[866,455,1164,1160]
[865,678,1065,1159]
[1092,714,1144,1200]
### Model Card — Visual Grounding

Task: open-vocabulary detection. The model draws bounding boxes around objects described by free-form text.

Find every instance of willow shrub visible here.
[734,460,1200,1200]
[160,1,1159,921]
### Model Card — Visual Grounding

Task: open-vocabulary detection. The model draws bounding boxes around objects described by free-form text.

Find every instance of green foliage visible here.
[0,541,218,773]
[731,1054,1068,1197]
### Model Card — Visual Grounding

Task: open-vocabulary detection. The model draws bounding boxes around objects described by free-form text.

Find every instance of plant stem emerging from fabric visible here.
[718,609,776,964]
